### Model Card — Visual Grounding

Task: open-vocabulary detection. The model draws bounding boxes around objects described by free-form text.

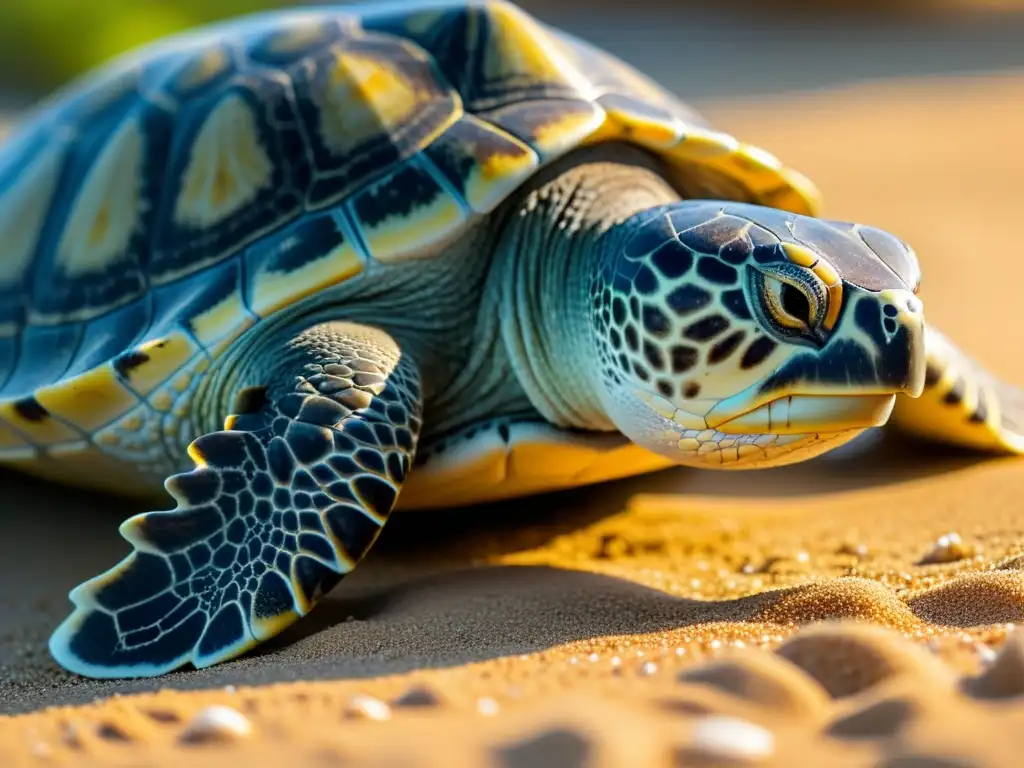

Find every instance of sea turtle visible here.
[1,1,1020,679]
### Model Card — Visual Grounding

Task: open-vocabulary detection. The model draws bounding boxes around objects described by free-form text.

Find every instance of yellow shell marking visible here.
[249,237,364,317]
[173,94,274,228]
[0,401,80,447]
[316,48,445,157]
[482,1,592,101]
[188,288,258,355]
[175,47,230,92]
[118,331,201,396]
[33,365,140,433]
[263,20,335,55]
[437,115,539,215]
[470,146,538,212]
[529,104,606,160]
[665,129,822,216]
[57,116,144,278]
[590,105,682,150]
[0,144,63,288]
[357,167,469,264]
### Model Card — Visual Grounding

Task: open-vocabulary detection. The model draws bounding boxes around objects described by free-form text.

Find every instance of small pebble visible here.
[345,694,392,721]
[838,542,870,558]
[392,685,441,708]
[179,705,253,744]
[687,715,775,761]
[639,661,658,676]
[477,697,501,717]
[975,643,998,666]
[964,630,1024,699]
[31,742,51,759]
[918,532,974,565]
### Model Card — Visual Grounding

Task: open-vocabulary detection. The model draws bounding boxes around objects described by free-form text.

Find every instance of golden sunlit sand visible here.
[3,71,1024,766]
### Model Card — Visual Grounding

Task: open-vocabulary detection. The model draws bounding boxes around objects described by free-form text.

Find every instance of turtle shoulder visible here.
[398,416,673,510]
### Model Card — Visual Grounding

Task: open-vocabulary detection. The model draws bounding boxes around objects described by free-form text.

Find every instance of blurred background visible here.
[2,0,1024,109]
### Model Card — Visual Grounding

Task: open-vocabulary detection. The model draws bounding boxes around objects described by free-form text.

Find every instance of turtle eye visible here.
[750,265,829,341]
[766,277,815,331]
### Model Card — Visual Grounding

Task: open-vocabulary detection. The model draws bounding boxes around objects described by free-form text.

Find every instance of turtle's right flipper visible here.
[49,322,422,678]
[890,324,1024,454]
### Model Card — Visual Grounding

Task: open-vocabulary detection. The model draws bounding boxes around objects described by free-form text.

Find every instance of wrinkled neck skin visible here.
[494,144,681,431]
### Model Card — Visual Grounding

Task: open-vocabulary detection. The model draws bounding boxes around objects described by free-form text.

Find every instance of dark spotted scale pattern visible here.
[51,323,421,675]
[593,204,766,394]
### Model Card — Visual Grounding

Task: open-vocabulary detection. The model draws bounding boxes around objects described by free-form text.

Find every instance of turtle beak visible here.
[880,288,927,398]
[705,285,927,431]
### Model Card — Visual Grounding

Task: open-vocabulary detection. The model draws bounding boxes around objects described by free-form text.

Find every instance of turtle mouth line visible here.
[711,393,896,436]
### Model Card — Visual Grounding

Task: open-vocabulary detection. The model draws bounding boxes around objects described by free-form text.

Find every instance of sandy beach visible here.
[2,15,1024,766]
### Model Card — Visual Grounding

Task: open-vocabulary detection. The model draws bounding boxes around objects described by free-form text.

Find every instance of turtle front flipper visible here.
[49,322,422,678]
[890,325,1024,454]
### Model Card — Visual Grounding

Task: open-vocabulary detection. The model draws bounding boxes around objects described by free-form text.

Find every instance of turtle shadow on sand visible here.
[0,430,997,714]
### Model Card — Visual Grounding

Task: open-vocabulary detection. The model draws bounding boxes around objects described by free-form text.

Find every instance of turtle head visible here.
[590,201,926,468]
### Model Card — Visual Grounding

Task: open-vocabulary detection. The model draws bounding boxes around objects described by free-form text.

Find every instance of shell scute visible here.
[292,30,462,209]
[34,364,140,434]
[364,0,590,113]
[245,15,352,68]
[160,43,239,101]
[245,211,364,318]
[29,92,174,326]
[349,154,470,264]
[0,130,66,333]
[151,73,305,285]
[0,397,80,448]
[1,323,82,398]
[423,113,539,214]
[480,97,603,161]
[65,298,152,379]
[553,31,705,127]
[112,332,203,398]
[150,258,256,355]
[593,92,685,149]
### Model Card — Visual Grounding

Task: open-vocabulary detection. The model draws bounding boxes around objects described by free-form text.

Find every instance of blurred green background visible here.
[0,0,282,96]
[1,0,1024,108]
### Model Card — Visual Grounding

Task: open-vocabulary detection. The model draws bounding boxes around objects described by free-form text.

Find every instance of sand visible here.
[3,65,1024,767]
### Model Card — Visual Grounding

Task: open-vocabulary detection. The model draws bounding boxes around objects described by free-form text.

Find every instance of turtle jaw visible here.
[711,393,897,435]
[616,285,928,469]
[704,285,928,432]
